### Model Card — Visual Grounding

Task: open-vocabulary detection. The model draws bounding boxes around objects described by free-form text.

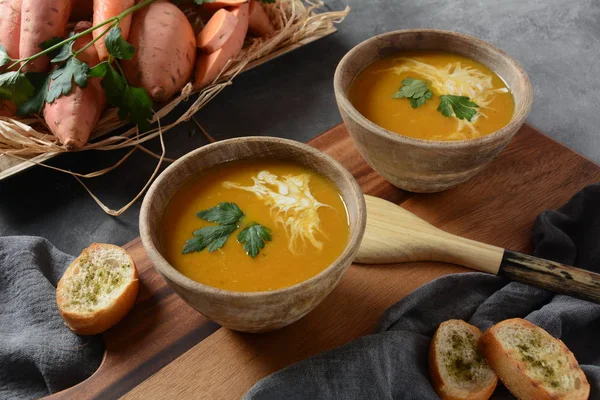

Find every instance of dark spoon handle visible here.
[498,250,600,304]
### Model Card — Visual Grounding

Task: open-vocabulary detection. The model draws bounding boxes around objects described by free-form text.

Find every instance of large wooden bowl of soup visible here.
[334,29,533,192]
[140,137,366,333]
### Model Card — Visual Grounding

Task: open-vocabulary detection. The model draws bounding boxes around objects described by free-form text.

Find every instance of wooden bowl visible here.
[334,29,533,192]
[139,137,366,333]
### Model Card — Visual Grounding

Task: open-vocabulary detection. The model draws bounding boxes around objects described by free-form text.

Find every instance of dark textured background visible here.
[1,0,599,255]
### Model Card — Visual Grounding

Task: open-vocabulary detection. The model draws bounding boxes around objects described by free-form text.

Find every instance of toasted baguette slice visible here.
[479,318,589,400]
[429,320,498,400]
[56,243,139,335]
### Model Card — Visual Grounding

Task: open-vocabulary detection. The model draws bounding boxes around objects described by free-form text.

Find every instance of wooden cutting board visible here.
[48,123,600,400]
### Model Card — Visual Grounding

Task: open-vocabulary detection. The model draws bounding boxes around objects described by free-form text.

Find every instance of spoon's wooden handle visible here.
[499,251,600,303]
[359,195,600,303]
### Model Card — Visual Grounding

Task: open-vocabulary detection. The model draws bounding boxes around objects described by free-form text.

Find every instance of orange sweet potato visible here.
[122,1,196,102]
[202,0,247,10]
[44,21,106,150]
[194,2,248,88]
[0,0,22,60]
[93,0,134,61]
[248,0,274,37]
[0,100,16,117]
[70,0,93,21]
[19,0,72,72]
[0,0,22,117]
[196,8,238,53]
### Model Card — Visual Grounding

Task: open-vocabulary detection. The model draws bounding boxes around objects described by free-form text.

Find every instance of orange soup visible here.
[350,51,514,141]
[160,160,350,292]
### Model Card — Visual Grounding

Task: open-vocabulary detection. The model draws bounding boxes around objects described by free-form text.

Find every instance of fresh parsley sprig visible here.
[238,223,272,258]
[17,72,51,116]
[0,69,34,106]
[182,202,272,258]
[183,224,239,254]
[197,202,244,225]
[392,77,433,108]
[392,76,480,122]
[46,57,90,103]
[437,95,479,122]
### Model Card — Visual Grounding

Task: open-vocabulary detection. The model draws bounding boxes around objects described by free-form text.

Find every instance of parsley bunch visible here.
[0,0,155,128]
[89,27,153,129]
[183,202,272,258]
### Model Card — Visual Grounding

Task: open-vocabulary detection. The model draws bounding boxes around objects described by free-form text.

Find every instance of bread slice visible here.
[429,320,498,400]
[56,243,139,335]
[479,318,589,400]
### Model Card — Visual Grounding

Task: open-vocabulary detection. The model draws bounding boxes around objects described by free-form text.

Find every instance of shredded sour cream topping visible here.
[387,58,509,139]
[223,171,328,253]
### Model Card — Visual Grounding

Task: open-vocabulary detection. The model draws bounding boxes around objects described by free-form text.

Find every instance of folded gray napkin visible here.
[245,183,600,399]
[0,237,104,399]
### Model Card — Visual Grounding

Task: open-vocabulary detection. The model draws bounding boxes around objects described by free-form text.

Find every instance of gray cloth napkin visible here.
[245,183,600,399]
[0,236,104,399]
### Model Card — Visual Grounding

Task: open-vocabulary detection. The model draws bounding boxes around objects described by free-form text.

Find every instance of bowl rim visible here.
[333,28,533,148]
[139,136,367,300]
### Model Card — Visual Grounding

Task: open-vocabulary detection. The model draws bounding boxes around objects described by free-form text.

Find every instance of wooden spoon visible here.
[356,195,600,303]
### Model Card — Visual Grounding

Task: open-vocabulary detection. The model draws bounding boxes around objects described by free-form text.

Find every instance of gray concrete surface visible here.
[1,0,599,255]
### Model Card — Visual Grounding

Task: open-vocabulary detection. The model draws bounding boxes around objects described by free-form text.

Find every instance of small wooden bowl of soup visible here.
[334,29,533,192]
[140,137,366,333]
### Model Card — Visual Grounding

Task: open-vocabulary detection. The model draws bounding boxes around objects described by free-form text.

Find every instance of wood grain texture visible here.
[47,122,600,399]
[123,123,600,400]
[500,250,600,303]
[334,29,533,192]
[357,196,600,303]
[356,194,505,274]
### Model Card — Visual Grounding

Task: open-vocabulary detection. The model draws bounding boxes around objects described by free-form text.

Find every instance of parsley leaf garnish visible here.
[46,57,89,103]
[392,77,433,108]
[92,61,153,129]
[437,95,479,121]
[238,223,272,258]
[182,224,238,254]
[0,45,12,68]
[89,62,108,78]
[0,71,34,106]
[182,203,272,257]
[197,202,244,225]
[104,27,135,60]
[17,72,51,116]
[39,37,65,59]
[50,37,75,63]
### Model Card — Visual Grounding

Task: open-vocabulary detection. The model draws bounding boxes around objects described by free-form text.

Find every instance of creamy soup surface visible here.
[350,51,515,141]
[161,159,350,292]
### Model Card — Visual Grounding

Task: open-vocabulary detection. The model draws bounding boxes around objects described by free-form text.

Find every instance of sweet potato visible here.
[70,0,93,21]
[194,2,248,88]
[202,0,247,10]
[196,8,238,53]
[71,21,100,67]
[121,1,196,102]
[0,0,22,60]
[19,0,72,72]
[93,0,134,61]
[0,101,16,117]
[248,0,274,37]
[0,0,22,117]
[44,21,106,150]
